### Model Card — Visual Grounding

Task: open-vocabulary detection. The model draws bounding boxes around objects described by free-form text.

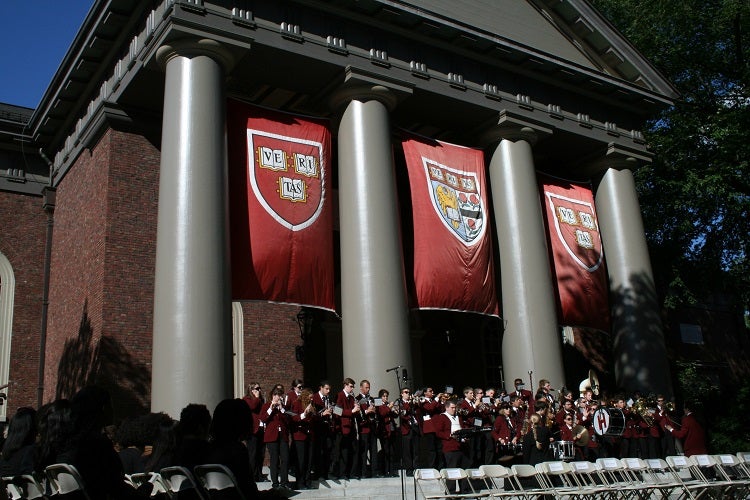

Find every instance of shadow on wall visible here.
[608,271,671,396]
[55,300,151,418]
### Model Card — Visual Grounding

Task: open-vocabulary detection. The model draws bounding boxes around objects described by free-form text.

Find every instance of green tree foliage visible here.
[590,0,750,312]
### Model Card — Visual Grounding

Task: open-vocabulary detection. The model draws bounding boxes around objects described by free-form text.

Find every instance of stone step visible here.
[256,472,447,500]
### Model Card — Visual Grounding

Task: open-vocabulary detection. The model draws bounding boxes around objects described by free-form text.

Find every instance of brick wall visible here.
[0,189,47,414]
[45,128,159,419]
[242,301,304,398]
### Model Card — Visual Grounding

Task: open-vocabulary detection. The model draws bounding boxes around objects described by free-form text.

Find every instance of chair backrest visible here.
[413,468,448,499]
[4,475,46,500]
[441,468,469,481]
[479,464,512,491]
[511,464,538,479]
[160,466,206,500]
[193,464,246,499]
[45,463,91,499]
[129,472,173,498]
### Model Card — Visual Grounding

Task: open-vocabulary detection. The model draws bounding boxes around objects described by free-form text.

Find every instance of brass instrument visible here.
[578,369,600,398]
[633,397,657,426]
[572,425,589,446]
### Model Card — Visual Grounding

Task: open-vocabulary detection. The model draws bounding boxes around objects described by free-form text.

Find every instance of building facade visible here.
[0,0,681,420]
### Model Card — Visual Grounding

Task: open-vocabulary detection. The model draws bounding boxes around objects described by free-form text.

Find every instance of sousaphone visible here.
[578,369,600,397]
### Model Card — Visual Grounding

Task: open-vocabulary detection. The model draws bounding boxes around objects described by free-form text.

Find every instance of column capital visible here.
[156,38,238,72]
[587,142,653,175]
[481,109,553,147]
[329,66,413,113]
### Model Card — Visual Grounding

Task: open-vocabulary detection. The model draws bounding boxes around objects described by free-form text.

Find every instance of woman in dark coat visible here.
[0,407,37,476]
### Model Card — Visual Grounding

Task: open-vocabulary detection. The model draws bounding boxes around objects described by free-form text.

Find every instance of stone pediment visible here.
[385,0,677,98]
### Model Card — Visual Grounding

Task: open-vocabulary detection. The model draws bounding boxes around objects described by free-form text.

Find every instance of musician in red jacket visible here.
[433,400,470,493]
[290,389,315,490]
[242,382,265,481]
[376,389,399,477]
[665,402,707,457]
[332,378,360,479]
[260,387,291,489]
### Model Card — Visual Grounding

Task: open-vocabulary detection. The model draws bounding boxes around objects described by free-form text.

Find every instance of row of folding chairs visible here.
[131,464,250,500]
[3,463,92,500]
[3,463,246,500]
[413,452,750,500]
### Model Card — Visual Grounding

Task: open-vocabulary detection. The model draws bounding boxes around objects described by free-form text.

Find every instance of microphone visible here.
[386,366,402,372]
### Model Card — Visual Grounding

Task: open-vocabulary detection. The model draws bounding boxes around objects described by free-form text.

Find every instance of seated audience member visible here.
[59,386,148,499]
[0,407,37,476]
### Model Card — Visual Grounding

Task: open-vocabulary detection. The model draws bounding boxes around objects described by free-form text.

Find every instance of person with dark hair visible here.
[243,382,266,482]
[35,399,73,472]
[261,387,291,489]
[0,407,38,476]
[116,416,148,474]
[173,403,211,471]
[144,418,178,474]
[665,402,707,457]
[59,386,147,499]
[206,398,260,499]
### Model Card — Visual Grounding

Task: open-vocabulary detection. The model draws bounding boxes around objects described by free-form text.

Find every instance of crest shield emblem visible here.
[545,191,603,272]
[248,129,325,231]
[423,158,486,245]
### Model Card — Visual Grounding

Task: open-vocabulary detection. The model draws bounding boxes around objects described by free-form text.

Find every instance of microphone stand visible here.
[389,367,407,500]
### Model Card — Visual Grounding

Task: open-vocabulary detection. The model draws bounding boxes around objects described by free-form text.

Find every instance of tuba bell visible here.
[578,369,600,398]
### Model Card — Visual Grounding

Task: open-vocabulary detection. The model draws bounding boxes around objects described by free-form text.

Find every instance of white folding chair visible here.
[129,472,173,498]
[3,474,46,500]
[712,454,750,497]
[440,468,484,498]
[160,466,206,500]
[414,468,452,500]
[478,464,517,498]
[595,457,642,499]
[510,463,557,499]
[568,461,612,500]
[642,458,690,499]
[666,455,712,500]
[193,464,246,500]
[692,454,739,498]
[535,461,587,499]
[45,463,91,499]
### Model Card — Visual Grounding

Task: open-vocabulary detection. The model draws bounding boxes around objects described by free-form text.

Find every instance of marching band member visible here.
[286,378,304,410]
[473,387,495,466]
[311,381,333,480]
[510,378,535,414]
[397,387,420,476]
[655,394,677,457]
[290,389,315,490]
[433,399,470,493]
[491,403,517,463]
[354,380,377,478]
[509,395,527,438]
[419,386,443,469]
[242,383,266,482]
[665,401,707,457]
[535,379,556,412]
[332,378,360,479]
[556,399,577,427]
[260,387,291,489]
[376,389,399,477]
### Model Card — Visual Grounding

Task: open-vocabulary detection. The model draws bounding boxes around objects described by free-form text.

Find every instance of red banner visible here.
[227,100,335,311]
[402,135,499,316]
[539,175,609,331]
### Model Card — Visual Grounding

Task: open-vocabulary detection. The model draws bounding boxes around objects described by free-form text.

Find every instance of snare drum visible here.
[551,440,575,460]
[593,408,625,437]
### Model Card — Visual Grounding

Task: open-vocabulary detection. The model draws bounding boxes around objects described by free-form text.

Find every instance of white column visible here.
[334,83,412,396]
[595,159,671,396]
[486,120,565,390]
[151,39,234,417]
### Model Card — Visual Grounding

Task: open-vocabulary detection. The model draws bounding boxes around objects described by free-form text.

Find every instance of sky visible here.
[0,1,94,109]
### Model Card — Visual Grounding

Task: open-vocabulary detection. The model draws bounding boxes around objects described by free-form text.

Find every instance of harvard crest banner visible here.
[539,174,609,331]
[402,135,499,316]
[227,99,335,311]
